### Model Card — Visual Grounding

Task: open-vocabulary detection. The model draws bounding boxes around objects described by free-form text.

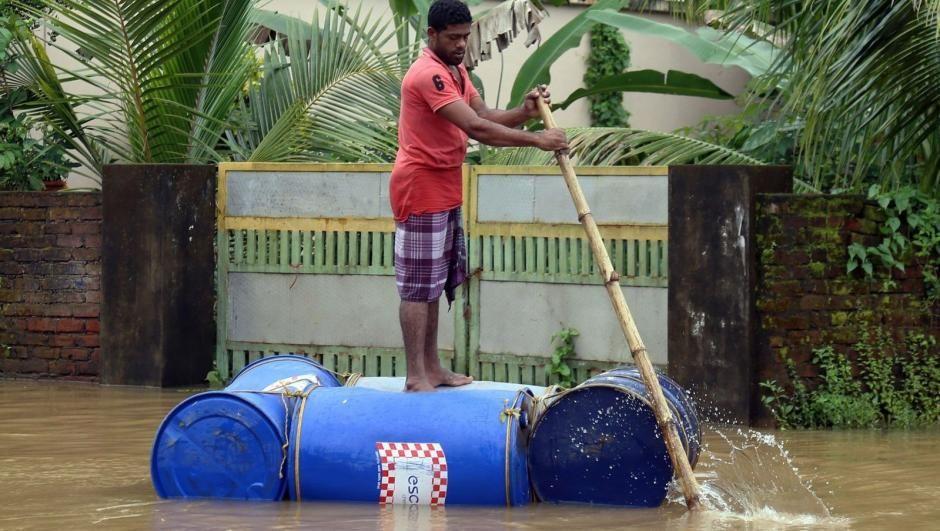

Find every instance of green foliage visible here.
[205,361,224,389]
[846,185,940,302]
[0,0,46,24]
[559,69,732,112]
[0,113,73,191]
[9,0,260,178]
[509,0,627,108]
[760,328,940,429]
[1,13,76,191]
[484,126,763,166]
[670,0,940,194]
[675,100,817,192]
[549,327,579,388]
[584,24,630,127]
[586,9,777,77]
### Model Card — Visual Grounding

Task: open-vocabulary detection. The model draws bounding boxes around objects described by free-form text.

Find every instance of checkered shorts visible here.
[394,207,467,304]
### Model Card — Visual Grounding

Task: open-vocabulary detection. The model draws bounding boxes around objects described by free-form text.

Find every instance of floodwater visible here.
[1,380,938,530]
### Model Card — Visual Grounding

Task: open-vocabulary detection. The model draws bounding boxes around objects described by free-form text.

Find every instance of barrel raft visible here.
[151,356,701,508]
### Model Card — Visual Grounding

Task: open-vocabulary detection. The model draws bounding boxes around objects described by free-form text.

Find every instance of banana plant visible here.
[508,1,766,110]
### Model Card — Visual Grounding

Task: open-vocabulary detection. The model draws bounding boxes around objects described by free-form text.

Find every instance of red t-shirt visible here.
[390,48,480,222]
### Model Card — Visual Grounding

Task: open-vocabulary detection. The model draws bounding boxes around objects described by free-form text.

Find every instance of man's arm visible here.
[437,99,568,150]
[468,87,549,129]
[469,96,531,129]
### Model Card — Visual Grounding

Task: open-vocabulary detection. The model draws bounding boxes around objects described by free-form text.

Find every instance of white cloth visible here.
[464,0,546,69]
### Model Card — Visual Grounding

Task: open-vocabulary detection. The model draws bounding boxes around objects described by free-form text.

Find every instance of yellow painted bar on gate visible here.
[218,162,394,173]
[225,217,395,232]
[472,222,667,241]
[471,165,668,176]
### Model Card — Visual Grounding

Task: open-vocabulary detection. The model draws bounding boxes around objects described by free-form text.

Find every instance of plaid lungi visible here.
[394,207,467,305]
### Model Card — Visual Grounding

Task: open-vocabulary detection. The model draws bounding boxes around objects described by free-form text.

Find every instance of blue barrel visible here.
[528,367,701,507]
[226,354,340,391]
[588,367,701,467]
[151,391,290,500]
[287,387,532,506]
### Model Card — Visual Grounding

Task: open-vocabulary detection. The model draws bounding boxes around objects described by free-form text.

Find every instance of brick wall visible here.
[754,194,938,423]
[0,192,102,381]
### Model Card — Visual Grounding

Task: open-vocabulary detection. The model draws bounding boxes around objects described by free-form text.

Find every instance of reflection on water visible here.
[1,380,938,530]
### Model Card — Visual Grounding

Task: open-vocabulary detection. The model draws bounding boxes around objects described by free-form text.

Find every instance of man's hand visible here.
[522,85,551,119]
[537,128,568,152]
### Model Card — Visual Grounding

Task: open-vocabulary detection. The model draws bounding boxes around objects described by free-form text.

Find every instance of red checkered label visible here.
[376,442,447,506]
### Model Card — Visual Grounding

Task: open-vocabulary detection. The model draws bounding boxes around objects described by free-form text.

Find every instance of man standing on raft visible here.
[391,0,569,391]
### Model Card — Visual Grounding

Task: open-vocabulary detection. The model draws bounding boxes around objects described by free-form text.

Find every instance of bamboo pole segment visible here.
[536,96,703,511]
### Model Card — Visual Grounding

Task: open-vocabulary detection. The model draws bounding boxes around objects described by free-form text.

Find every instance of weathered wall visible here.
[667,165,792,424]
[753,194,939,425]
[0,193,102,380]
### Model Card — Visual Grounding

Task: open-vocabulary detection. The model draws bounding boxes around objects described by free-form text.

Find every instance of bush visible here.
[0,111,72,191]
[761,328,939,429]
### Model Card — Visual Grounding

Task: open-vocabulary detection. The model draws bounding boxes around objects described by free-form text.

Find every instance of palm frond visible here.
[17,0,258,170]
[5,25,106,180]
[229,7,403,163]
[483,127,767,167]
[671,0,940,194]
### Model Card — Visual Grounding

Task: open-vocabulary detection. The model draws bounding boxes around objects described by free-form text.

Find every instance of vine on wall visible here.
[584,24,631,128]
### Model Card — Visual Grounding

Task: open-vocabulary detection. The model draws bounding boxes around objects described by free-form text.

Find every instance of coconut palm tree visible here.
[223,6,404,162]
[6,0,421,178]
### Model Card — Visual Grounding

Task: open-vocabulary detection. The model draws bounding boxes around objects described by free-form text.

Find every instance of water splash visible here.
[667,427,851,528]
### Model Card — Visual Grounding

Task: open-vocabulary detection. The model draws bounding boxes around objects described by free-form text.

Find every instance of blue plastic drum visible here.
[226,354,340,391]
[287,387,532,506]
[151,391,290,500]
[528,367,701,507]
[588,367,701,467]
[151,355,337,500]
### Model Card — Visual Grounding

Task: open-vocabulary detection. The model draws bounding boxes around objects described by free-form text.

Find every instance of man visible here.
[390,0,569,391]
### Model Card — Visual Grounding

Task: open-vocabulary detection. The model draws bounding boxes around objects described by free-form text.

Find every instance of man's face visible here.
[428,23,471,66]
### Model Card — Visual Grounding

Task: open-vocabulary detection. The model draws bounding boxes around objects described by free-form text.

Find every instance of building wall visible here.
[0,192,102,381]
[754,194,939,425]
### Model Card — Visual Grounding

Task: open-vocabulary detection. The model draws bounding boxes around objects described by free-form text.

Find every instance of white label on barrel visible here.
[261,374,320,393]
[375,442,448,506]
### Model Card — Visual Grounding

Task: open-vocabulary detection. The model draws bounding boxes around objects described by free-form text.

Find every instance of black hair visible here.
[428,0,472,31]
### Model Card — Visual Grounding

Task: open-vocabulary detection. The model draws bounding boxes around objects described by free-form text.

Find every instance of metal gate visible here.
[215,163,668,384]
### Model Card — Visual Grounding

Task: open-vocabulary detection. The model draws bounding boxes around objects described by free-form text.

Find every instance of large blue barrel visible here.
[528,367,701,507]
[589,367,701,467]
[151,391,290,500]
[226,354,340,391]
[287,387,532,506]
[151,356,338,500]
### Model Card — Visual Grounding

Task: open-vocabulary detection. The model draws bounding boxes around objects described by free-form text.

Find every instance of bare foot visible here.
[405,377,436,392]
[427,369,473,388]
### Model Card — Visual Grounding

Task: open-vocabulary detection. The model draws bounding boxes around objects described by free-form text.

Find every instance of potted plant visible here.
[0,110,72,191]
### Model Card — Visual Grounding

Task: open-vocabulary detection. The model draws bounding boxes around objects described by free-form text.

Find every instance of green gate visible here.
[215,163,669,384]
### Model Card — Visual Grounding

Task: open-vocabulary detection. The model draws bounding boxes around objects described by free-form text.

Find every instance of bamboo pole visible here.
[536,97,703,511]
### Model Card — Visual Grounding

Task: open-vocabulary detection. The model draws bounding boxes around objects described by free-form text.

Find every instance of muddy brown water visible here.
[1,380,938,530]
